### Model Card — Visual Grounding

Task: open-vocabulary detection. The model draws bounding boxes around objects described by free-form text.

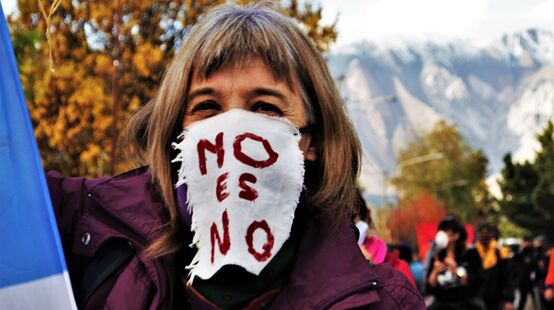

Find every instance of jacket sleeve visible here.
[46,171,89,247]
[423,247,437,295]
[498,257,517,303]
[463,248,485,297]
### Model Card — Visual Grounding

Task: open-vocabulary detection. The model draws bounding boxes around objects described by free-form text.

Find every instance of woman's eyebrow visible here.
[188,87,216,102]
[250,87,287,101]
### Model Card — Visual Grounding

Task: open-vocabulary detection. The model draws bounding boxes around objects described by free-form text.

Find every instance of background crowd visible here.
[353,196,554,310]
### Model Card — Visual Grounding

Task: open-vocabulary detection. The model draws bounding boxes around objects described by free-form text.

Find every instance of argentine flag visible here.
[0,4,76,309]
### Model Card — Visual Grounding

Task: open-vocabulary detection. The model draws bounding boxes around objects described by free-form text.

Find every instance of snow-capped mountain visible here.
[327,29,554,202]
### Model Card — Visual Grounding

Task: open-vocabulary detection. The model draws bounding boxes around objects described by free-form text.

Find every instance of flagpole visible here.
[110,0,121,175]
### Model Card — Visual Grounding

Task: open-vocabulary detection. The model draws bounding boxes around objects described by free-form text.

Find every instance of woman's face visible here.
[445,229,460,245]
[183,57,316,161]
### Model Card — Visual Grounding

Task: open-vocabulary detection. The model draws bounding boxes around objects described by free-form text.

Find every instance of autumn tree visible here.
[499,121,554,242]
[8,0,337,177]
[391,121,490,222]
[388,192,446,245]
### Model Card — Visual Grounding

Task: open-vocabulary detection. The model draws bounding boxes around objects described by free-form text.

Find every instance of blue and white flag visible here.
[0,4,76,309]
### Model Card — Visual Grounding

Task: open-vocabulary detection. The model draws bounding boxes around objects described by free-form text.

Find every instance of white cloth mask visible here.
[355,221,369,245]
[434,230,449,249]
[172,109,305,282]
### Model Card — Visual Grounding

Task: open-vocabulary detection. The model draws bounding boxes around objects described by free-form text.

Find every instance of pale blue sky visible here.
[2,0,553,50]
[319,0,554,49]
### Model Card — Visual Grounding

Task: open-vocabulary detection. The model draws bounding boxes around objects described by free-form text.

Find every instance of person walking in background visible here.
[515,235,552,309]
[514,236,536,310]
[385,244,417,287]
[425,215,485,309]
[475,223,516,310]
[544,250,554,309]
[359,212,388,265]
[353,192,371,246]
[533,236,550,310]
[352,192,389,264]
[353,193,417,287]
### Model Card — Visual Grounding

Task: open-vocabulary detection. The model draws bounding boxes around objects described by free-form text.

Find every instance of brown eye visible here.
[251,102,283,116]
[190,101,220,113]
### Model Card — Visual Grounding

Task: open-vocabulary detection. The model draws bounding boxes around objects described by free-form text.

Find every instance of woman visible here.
[47,3,423,309]
[425,216,484,309]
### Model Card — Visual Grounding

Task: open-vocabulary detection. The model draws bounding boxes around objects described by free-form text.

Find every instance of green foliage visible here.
[10,28,41,65]
[497,215,530,239]
[9,0,337,177]
[499,121,554,241]
[391,121,490,222]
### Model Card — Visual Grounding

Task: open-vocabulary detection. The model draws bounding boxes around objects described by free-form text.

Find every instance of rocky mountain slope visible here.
[327,29,554,202]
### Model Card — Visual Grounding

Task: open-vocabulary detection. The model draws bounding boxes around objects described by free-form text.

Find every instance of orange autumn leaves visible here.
[389,193,446,244]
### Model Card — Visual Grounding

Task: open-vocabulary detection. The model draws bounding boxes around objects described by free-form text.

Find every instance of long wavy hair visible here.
[121,2,362,257]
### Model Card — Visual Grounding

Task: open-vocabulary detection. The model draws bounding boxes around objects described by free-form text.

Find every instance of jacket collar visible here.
[88,167,168,243]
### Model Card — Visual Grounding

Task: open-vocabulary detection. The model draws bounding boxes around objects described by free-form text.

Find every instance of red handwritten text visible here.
[245,220,275,262]
[210,209,231,264]
[233,132,278,168]
[198,132,225,175]
[216,172,230,202]
[238,173,258,201]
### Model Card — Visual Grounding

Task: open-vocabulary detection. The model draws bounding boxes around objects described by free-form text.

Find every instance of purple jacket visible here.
[47,168,424,309]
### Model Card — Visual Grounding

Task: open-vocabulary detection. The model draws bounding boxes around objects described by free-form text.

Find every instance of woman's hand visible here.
[428,260,447,288]
[443,256,458,273]
[433,260,448,273]
[545,288,554,301]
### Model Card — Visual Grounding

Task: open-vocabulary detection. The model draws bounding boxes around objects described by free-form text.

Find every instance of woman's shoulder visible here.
[46,165,162,234]
[46,167,150,197]
[272,219,425,309]
[371,263,426,309]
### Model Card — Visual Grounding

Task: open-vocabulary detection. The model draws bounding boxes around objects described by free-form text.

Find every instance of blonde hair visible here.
[122,2,361,257]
